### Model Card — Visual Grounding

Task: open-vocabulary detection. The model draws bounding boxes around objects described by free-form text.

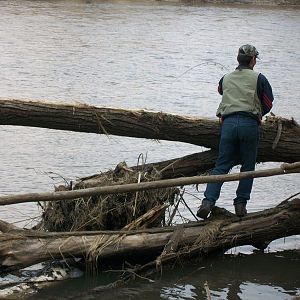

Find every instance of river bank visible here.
[166,0,300,5]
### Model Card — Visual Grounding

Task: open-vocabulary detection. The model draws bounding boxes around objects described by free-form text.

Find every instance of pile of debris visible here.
[41,162,177,232]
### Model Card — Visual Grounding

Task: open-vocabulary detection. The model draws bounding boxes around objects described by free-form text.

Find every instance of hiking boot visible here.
[196,200,214,219]
[234,203,247,217]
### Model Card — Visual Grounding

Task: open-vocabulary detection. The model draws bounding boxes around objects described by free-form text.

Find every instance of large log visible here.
[0,198,299,272]
[0,99,299,162]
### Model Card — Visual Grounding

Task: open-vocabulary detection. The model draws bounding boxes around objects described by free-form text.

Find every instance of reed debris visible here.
[40,162,177,232]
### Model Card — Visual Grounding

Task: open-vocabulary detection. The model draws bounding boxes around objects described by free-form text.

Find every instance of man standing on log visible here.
[197,44,274,219]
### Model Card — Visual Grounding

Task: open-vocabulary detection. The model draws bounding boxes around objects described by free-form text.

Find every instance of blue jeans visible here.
[204,114,259,205]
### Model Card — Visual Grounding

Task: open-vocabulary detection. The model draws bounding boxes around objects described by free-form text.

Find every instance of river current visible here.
[0,1,299,299]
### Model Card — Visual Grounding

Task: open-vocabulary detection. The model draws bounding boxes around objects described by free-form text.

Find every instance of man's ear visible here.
[250,56,256,68]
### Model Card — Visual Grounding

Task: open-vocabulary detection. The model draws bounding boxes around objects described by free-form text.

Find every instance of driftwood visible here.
[0,99,300,163]
[0,99,299,282]
[0,162,299,206]
[77,149,219,188]
[0,197,299,273]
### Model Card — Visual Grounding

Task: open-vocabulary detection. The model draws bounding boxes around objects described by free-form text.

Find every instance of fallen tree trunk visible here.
[0,99,299,162]
[0,162,299,206]
[0,198,299,272]
[77,149,219,188]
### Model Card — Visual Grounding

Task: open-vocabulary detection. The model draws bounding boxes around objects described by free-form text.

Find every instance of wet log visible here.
[0,198,299,272]
[0,162,299,206]
[0,99,299,163]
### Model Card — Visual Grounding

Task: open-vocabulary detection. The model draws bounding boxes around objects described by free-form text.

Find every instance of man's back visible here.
[217,68,261,118]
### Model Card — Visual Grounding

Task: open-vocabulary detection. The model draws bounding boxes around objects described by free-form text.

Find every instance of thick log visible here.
[0,99,299,162]
[0,162,299,206]
[0,198,299,272]
[78,149,219,187]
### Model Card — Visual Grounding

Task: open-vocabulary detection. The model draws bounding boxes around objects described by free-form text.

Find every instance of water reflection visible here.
[27,251,300,300]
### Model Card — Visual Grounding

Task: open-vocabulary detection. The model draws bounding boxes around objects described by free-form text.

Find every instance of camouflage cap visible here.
[238,44,259,58]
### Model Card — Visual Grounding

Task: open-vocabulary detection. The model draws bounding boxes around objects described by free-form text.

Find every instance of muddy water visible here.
[0,1,299,299]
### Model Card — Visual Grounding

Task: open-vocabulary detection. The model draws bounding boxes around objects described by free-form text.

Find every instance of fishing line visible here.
[175,61,229,79]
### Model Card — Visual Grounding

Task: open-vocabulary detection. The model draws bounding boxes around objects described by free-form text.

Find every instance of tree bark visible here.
[0,99,299,162]
[0,198,299,272]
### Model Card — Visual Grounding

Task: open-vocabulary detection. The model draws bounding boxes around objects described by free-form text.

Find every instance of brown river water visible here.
[0,0,299,299]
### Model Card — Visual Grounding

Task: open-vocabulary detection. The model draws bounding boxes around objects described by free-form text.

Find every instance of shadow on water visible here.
[28,250,300,300]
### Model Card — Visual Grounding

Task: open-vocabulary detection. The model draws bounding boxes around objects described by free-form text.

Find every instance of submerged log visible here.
[0,198,299,272]
[0,99,299,162]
